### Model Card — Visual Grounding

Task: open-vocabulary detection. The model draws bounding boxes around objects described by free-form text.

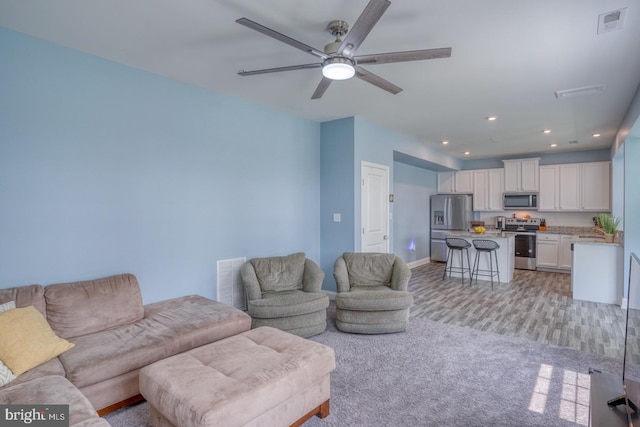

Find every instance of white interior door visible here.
[361,162,389,253]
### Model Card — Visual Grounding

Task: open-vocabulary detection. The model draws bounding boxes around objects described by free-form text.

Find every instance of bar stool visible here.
[443,237,472,284]
[471,239,500,288]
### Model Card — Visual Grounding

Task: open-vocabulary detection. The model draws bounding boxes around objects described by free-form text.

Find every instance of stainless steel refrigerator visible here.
[430,194,473,262]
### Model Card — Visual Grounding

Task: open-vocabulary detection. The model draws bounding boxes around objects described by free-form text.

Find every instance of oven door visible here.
[515,234,536,258]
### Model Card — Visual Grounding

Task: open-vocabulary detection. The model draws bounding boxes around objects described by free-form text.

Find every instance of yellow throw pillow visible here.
[0,305,74,376]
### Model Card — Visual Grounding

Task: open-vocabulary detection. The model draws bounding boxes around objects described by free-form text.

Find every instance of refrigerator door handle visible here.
[444,198,450,229]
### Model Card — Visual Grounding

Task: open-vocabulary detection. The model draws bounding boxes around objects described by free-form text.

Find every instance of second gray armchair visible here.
[334,252,413,334]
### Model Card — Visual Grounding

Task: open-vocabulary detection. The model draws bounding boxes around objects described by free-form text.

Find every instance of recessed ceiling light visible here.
[592,133,601,137]
[464,151,470,155]
[442,140,449,145]
[487,116,497,121]
[550,143,557,147]
[543,129,551,134]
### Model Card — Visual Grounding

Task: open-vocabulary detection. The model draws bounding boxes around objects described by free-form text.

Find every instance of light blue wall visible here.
[319,116,458,288]
[0,27,321,303]
[320,118,355,291]
[352,117,459,253]
[353,118,396,252]
[612,147,624,226]
[624,138,640,298]
[392,162,437,263]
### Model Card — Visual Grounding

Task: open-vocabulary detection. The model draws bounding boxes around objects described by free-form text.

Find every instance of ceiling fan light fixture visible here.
[322,57,355,80]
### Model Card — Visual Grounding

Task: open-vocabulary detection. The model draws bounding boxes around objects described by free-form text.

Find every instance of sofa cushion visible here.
[343,252,397,287]
[0,306,74,376]
[58,296,251,388]
[0,284,46,316]
[0,375,106,427]
[250,252,305,292]
[0,358,65,391]
[45,273,144,339]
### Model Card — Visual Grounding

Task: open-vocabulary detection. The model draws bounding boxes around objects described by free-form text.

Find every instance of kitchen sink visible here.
[578,235,605,239]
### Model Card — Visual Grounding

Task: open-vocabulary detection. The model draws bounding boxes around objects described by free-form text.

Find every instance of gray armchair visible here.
[241,252,329,338]
[334,252,413,334]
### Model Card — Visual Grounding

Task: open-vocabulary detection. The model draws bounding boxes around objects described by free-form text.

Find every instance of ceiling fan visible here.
[236,0,452,99]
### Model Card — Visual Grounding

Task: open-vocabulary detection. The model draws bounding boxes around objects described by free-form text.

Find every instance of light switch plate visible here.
[333,213,341,222]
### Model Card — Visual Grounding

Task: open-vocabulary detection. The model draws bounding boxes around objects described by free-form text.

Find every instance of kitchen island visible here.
[571,238,624,304]
[443,231,516,284]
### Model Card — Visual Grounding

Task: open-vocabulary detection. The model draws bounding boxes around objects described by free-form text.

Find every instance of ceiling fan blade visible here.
[236,18,329,60]
[238,63,321,76]
[311,77,333,99]
[355,47,452,65]
[355,66,402,95]
[337,0,390,57]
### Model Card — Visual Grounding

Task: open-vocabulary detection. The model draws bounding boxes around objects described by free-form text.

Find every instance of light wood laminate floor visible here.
[408,262,633,360]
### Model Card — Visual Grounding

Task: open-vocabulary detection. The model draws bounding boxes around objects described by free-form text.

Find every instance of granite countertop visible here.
[537,226,622,246]
[447,230,517,238]
[539,226,596,235]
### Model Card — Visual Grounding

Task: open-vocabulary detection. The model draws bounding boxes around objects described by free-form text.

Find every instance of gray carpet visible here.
[105,316,628,427]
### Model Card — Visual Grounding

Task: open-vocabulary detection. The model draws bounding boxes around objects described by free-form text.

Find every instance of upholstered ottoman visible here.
[139,326,335,427]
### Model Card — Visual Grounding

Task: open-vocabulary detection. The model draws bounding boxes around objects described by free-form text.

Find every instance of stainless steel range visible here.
[504,218,540,270]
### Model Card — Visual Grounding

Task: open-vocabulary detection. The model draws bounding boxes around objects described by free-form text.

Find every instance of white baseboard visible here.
[408,257,431,269]
[622,297,628,309]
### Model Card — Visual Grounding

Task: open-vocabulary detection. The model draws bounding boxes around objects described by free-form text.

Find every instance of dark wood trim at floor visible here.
[408,262,631,360]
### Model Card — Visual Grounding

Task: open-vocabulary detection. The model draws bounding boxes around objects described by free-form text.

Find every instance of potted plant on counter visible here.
[595,213,621,243]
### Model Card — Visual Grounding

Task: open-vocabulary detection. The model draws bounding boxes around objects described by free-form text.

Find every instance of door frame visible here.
[360,161,390,253]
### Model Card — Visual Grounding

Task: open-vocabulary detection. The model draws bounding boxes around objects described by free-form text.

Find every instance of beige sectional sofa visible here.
[0,273,252,422]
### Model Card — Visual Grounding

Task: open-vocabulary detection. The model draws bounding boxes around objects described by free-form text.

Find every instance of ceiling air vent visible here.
[555,85,605,99]
[598,8,627,34]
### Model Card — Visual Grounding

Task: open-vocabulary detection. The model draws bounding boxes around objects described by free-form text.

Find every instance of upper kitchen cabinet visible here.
[437,170,473,193]
[473,169,504,211]
[503,158,539,192]
[559,164,582,210]
[581,162,611,210]
[538,161,611,212]
[538,165,560,210]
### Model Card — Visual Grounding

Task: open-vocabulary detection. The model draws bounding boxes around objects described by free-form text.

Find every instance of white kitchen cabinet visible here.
[559,164,581,210]
[536,233,572,272]
[538,165,559,211]
[539,161,611,212]
[473,168,504,211]
[559,235,573,270]
[488,169,504,210]
[437,172,455,193]
[582,162,611,210]
[536,234,560,268]
[437,171,474,193]
[472,170,488,211]
[455,171,474,193]
[503,158,539,192]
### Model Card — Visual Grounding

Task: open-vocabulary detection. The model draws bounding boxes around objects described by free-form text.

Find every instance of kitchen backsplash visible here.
[475,211,597,227]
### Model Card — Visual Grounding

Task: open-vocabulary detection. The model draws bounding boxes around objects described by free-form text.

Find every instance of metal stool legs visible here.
[471,239,500,289]
[443,244,472,284]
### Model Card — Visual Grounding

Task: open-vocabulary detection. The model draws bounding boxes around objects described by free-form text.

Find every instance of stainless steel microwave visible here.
[503,193,538,210]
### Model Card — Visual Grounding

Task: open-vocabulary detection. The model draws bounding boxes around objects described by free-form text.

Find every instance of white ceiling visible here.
[1,0,639,159]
